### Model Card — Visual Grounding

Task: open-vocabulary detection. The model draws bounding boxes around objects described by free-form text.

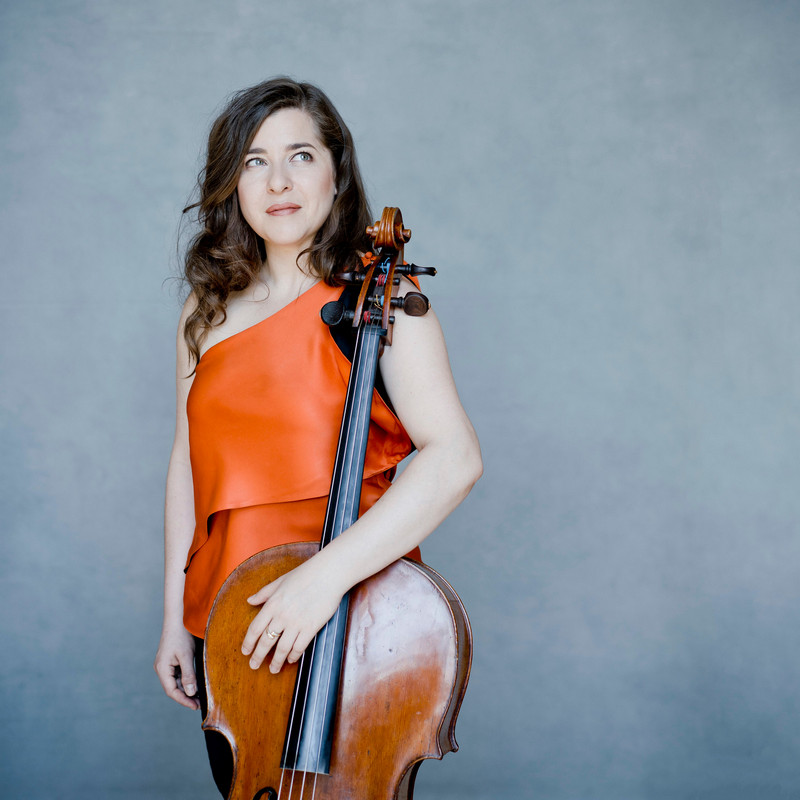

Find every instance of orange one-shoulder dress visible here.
[182,280,420,638]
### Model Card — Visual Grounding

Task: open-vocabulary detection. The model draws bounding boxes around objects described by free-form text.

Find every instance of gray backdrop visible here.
[2,1,798,798]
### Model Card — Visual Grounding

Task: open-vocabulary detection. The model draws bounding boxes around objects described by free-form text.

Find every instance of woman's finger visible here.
[247,577,282,605]
[177,651,199,704]
[286,627,316,665]
[172,666,200,710]
[242,605,277,656]
[155,655,199,710]
[269,630,305,673]
[247,623,285,668]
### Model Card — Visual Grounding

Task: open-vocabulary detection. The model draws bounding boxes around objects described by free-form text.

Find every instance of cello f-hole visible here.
[252,788,277,800]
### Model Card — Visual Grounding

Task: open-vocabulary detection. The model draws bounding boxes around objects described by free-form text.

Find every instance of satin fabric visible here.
[183,280,419,638]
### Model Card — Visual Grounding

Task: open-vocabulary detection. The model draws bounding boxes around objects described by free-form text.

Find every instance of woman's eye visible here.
[245,156,267,167]
[291,151,313,163]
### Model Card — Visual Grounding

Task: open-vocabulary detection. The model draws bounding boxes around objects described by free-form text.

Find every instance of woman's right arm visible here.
[154,297,200,710]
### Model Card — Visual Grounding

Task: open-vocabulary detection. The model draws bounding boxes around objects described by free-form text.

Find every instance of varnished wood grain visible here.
[204,543,472,800]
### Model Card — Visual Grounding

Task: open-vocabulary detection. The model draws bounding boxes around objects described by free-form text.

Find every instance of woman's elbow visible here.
[455,430,483,494]
[467,438,484,487]
[418,423,483,499]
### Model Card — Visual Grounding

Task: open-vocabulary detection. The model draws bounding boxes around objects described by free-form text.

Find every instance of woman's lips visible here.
[266,203,300,215]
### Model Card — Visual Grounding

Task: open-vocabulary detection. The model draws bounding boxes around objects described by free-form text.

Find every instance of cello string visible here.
[308,258,389,793]
[308,322,375,797]
[279,320,369,800]
[309,262,389,795]
[284,467,344,798]
[281,471,347,795]
[310,323,378,800]
[278,645,303,798]
[281,265,387,798]
[286,319,374,799]
[278,647,314,798]
[279,402,351,797]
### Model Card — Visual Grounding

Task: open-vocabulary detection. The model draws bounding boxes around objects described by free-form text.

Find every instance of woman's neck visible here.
[259,247,316,293]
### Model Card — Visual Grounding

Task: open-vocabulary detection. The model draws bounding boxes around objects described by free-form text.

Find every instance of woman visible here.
[154,77,482,795]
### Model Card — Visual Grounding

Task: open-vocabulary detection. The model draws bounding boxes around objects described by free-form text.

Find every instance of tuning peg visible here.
[396,263,437,278]
[333,271,365,284]
[320,301,355,327]
[390,292,430,317]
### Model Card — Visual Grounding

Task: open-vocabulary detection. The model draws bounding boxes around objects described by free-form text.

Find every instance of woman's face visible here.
[237,108,336,259]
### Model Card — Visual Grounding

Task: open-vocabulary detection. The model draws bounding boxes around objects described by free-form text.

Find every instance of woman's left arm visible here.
[243,293,483,671]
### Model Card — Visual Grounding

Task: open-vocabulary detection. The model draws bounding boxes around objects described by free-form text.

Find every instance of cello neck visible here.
[319,323,383,549]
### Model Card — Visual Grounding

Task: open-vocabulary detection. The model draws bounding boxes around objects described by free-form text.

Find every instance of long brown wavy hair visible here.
[182,77,373,367]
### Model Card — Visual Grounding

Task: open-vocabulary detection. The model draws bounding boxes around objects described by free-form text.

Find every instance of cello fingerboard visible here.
[281,321,383,774]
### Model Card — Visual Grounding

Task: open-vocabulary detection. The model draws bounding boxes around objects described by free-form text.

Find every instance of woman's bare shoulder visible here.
[178,291,199,326]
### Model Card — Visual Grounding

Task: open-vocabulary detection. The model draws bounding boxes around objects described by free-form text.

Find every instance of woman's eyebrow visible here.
[245,142,318,155]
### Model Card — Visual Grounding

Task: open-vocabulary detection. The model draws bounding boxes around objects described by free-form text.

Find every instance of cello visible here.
[202,207,472,800]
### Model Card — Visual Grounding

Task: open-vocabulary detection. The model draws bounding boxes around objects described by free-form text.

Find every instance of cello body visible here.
[204,543,471,800]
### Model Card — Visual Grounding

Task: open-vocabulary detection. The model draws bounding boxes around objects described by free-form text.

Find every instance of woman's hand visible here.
[154,625,200,710]
[241,556,346,674]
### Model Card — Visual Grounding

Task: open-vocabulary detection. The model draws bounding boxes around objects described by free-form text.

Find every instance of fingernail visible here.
[249,659,258,670]
[185,683,196,695]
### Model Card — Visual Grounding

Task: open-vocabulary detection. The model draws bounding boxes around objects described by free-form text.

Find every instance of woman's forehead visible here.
[250,108,324,149]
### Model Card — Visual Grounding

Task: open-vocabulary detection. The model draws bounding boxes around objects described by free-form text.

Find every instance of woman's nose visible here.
[267,165,291,193]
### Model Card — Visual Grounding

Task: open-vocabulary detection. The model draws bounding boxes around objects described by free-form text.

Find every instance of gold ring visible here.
[267,629,281,639]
